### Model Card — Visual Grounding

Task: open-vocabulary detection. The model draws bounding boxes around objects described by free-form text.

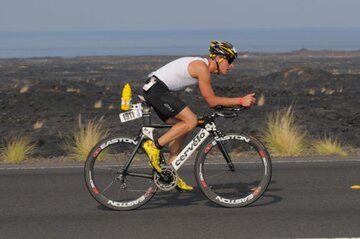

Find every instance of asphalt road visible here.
[0,158,359,239]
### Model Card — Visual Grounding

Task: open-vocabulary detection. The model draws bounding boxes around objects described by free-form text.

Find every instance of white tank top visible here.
[148,57,209,91]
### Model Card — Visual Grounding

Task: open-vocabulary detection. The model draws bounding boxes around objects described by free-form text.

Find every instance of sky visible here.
[1,0,360,32]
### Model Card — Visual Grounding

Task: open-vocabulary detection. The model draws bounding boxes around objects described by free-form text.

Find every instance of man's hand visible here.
[241,93,256,107]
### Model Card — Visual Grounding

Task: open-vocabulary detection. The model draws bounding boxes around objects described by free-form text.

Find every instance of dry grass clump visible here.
[257,94,266,106]
[20,85,30,94]
[94,100,102,109]
[65,116,108,161]
[1,136,36,163]
[314,136,347,156]
[33,120,45,129]
[308,89,316,95]
[108,103,115,110]
[66,87,81,93]
[321,87,335,95]
[262,106,307,156]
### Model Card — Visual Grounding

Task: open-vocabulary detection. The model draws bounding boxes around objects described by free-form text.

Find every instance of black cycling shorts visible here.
[143,78,187,122]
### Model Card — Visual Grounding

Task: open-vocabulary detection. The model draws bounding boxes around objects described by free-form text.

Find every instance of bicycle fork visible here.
[213,132,235,172]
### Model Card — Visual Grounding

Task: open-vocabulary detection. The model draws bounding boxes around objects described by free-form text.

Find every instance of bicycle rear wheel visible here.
[195,134,271,208]
[84,136,157,210]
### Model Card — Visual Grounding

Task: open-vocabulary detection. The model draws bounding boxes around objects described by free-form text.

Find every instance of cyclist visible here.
[142,41,256,191]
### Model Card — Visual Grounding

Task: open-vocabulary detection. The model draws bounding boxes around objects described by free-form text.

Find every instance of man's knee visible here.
[175,107,198,131]
[184,115,198,131]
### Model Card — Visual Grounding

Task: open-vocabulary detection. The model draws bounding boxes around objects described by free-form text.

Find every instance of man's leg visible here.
[143,107,196,191]
[144,106,196,163]
[163,117,188,163]
[167,134,187,163]
[157,107,197,149]
[166,133,193,191]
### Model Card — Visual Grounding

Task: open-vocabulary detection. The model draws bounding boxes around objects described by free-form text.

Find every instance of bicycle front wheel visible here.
[195,134,272,208]
[84,136,157,210]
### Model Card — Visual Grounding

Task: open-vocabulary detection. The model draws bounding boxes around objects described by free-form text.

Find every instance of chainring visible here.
[154,166,178,191]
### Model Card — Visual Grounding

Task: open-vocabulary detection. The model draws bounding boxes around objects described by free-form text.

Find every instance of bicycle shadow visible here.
[95,188,204,211]
[96,180,282,211]
[145,188,209,209]
[146,179,282,210]
[244,187,283,208]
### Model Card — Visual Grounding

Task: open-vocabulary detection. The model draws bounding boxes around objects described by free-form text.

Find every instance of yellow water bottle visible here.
[121,83,132,111]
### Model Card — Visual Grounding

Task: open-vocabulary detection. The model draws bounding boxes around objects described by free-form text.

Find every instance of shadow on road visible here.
[95,180,282,211]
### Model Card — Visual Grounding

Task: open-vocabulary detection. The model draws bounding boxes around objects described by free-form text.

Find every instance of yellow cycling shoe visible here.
[143,140,162,173]
[176,177,193,192]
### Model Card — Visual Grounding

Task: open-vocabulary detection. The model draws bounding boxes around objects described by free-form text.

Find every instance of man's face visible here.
[217,57,234,75]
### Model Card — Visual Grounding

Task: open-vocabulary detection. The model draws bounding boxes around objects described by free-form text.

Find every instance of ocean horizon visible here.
[1,28,360,59]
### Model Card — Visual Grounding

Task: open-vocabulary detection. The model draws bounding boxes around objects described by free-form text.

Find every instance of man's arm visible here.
[190,61,256,107]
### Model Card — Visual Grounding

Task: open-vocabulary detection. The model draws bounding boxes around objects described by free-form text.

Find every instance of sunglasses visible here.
[219,57,235,65]
[225,57,235,65]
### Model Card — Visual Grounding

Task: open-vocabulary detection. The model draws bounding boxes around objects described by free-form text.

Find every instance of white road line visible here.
[0,165,84,170]
[0,158,359,171]
[273,158,360,163]
[297,238,360,239]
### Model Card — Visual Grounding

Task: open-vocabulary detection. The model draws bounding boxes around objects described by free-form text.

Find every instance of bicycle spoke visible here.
[84,136,157,210]
[102,179,117,193]
[196,134,271,207]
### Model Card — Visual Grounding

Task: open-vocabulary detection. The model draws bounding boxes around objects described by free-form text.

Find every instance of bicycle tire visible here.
[84,136,157,210]
[195,134,272,208]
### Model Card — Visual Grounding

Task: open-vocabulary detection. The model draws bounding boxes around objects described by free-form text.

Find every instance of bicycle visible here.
[84,98,272,210]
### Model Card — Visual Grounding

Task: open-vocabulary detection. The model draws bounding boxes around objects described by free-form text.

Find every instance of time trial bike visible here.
[84,99,272,210]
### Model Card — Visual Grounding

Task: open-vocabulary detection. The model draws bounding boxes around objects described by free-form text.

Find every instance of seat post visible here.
[138,95,152,126]
[142,106,152,125]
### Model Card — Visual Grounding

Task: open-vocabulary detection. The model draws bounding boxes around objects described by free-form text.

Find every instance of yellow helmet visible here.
[209,40,238,64]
